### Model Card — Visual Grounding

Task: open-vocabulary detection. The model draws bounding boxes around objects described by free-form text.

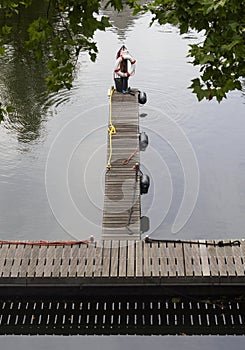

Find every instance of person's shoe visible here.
[122,90,126,93]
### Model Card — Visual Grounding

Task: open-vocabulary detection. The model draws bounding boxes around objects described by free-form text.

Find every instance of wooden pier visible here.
[0,89,245,304]
[102,90,141,240]
[0,240,244,293]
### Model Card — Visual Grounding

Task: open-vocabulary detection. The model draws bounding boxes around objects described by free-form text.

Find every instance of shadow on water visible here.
[0,294,245,335]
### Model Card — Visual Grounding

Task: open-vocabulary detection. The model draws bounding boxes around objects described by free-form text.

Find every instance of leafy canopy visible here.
[0,0,244,113]
[133,0,245,102]
[0,0,111,94]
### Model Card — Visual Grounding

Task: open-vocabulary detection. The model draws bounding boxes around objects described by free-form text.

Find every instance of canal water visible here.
[0,5,245,243]
[0,2,245,348]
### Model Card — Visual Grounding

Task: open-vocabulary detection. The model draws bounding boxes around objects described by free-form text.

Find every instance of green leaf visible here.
[0,46,5,55]
[222,39,241,51]
[2,25,12,35]
[189,79,206,101]
[199,54,215,65]
[216,89,227,103]
[89,52,97,62]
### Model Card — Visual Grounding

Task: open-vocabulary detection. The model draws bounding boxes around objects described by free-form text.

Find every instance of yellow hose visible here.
[107,87,116,169]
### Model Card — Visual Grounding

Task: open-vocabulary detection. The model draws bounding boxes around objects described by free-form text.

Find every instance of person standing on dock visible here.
[114,45,136,93]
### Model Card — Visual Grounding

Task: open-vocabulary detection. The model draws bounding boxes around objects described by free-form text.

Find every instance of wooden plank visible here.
[35,246,47,277]
[143,242,151,277]
[69,244,79,277]
[2,244,17,278]
[0,244,9,276]
[52,246,63,278]
[76,244,88,277]
[175,242,185,276]
[191,243,202,276]
[61,245,71,277]
[223,242,236,276]
[84,244,95,277]
[207,242,219,277]
[19,244,32,278]
[110,241,119,277]
[151,243,159,277]
[10,245,25,277]
[118,240,127,277]
[93,242,103,277]
[168,242,177,277]
[215,244,227,276]
[240,240,245,262]
[27,245,40,277]
[43,246,56,277]
[101,240,111,277]
[159,242,168,277]
[183,243,193,276]
[127,241,135,277]
[232,244,244,276]
[199,241,210,276]
[135,241,143,277]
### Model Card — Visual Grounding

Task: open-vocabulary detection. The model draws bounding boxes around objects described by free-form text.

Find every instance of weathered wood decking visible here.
[102,90,141,240]
[0,240,244,288]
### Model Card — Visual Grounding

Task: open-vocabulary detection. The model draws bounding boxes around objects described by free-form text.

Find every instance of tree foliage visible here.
[0,0,244,107]
[0,0,111,94]
[134,0,245,102]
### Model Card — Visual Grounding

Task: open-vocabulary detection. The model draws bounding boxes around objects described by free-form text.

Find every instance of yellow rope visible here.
[107,87,116,169]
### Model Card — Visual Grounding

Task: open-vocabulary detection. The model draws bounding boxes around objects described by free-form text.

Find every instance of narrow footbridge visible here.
[102,89,141,240]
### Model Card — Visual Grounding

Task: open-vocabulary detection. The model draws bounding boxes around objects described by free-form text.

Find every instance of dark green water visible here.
[0,2,245,347]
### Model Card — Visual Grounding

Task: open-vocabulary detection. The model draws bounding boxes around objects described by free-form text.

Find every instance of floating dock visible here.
[0,240,244,293]
[102,90,141,240]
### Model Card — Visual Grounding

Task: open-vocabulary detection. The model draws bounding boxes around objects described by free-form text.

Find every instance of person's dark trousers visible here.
[121,77,128,92]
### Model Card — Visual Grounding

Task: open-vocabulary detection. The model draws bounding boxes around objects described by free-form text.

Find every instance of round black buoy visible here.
[139,132,149,151]
[140,174,150,194]
[138,91,147,104]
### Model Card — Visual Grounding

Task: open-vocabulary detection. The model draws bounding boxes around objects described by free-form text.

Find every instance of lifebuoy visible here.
[114,53,136,78]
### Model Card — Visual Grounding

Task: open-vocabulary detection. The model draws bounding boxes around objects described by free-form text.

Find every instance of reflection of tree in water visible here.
[0,1,53,144]
[1,58,49,144]
[0,1,142,144]
[102,1,140,42]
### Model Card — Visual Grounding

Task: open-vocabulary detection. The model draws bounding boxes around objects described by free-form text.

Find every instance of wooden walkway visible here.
[0,240,244,288]
[102,90,141,240]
